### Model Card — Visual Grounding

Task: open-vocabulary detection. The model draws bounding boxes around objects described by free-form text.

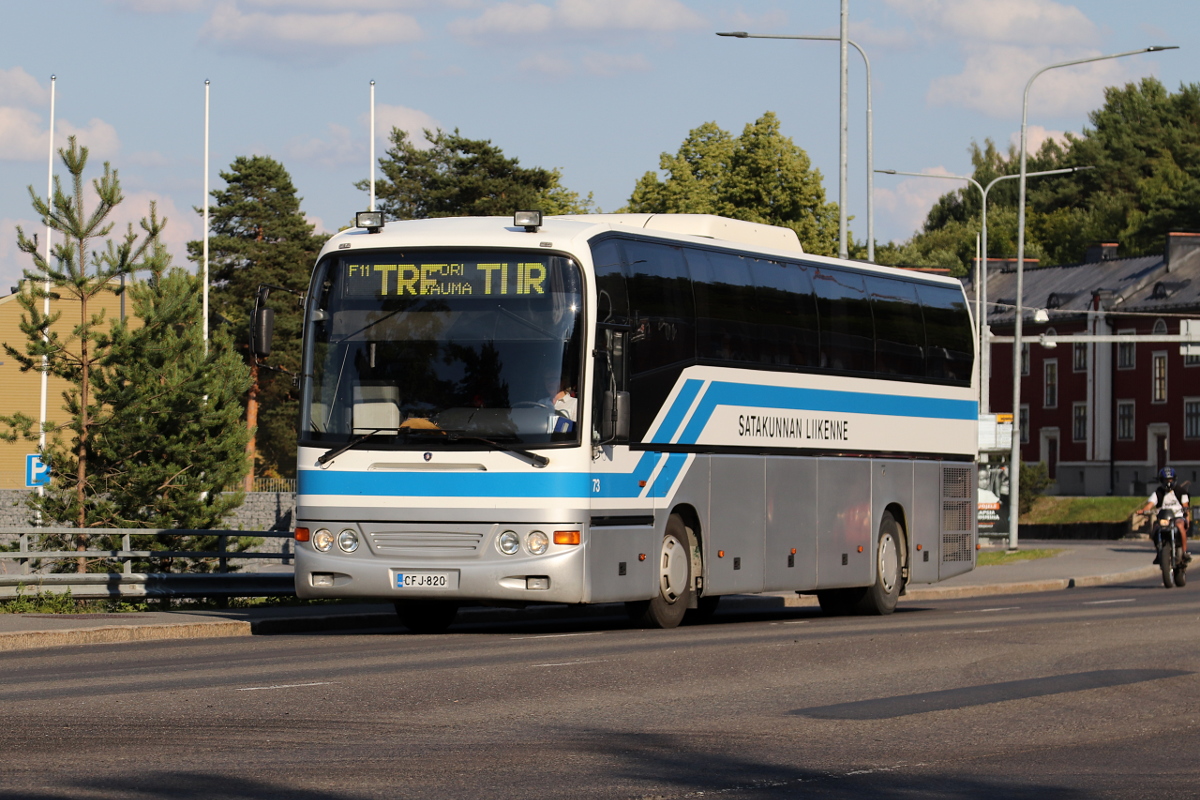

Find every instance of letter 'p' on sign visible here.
[25,454,50,488]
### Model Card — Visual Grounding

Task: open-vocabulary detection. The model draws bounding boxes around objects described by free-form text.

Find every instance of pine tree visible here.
[188,155,326,483]
[1,138,162,569]
[363,128,594,220]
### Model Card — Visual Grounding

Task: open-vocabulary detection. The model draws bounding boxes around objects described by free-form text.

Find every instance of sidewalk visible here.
[0,539,1160,653]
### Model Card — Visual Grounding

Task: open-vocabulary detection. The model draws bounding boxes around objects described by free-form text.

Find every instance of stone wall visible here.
[0,490,296,532]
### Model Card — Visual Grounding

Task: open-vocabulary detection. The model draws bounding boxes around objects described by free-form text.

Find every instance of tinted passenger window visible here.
[812,267,873,373]
[591,239,628,325]
[688,249,758,364]
[918,283,974,384]
[752,259,819,369]
[866,276,925,378]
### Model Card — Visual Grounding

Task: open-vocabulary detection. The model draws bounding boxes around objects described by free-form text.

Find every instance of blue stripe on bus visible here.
[671,381,977,445]
[648,453,689,498]
[299,469,595,498]
[648,378,703,443]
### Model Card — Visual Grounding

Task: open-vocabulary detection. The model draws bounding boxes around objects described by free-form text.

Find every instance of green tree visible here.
[1,138,161,551]
[364,128,594,220]
[188,155,326,482]
[625,112,840,256]
[90,266,251,532]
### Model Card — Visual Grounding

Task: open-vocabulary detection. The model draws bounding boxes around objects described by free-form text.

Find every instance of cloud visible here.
[283,103,439,169]
[884,0,1098,47]
[200,0,424,57]
[0,67,49,107]
[0,109,120,163]
[0,217,40,294]
[874,167,964,240]
[1014,124,1069,155]
[580,51,652,77]
[927,43,1143,118]
[450,0,706,40]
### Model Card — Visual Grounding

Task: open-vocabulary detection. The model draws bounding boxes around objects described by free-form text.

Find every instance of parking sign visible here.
[25,454,50,487]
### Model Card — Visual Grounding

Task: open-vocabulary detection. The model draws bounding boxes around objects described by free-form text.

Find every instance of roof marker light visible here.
[514,210,542,232]
[356,210,384,233]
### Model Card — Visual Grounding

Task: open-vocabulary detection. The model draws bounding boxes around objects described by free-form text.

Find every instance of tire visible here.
[1161,545,1175,589]
[1174,565,1187,587]
[626,515,692,629]
[853,512,905,615]
[817,588,865,616]
[394,600,459,634]
[684,594,721,625]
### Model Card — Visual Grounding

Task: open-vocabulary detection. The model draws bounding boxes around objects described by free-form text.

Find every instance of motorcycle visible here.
[1150,509,1188,588]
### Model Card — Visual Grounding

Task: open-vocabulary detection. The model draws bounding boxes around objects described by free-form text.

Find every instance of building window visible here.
[1186,399,1200,440]
[1072,403,1088,442]
[1118,401,1135,440]
[1152,352,1167,403]
[1073,342,1088,372]
[1019,404,1029,444]
[1117,328,1135,370]
[1021,341,1030,376]
[1044,359,1058,408]
[1153,318,1168,335]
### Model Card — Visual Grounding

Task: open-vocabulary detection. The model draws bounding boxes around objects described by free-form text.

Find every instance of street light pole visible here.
[1011,45,1177,551]
[716,30,875,261]
[839,0,849,259]
[876,166,1092,414]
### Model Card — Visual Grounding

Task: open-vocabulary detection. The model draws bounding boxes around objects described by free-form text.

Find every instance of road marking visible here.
[1083,598,1136,605]
[954,606,1020,614]
[531,659,607,668]
[237,682,332,692]
[509,631,606,641]
[771,620,810,625]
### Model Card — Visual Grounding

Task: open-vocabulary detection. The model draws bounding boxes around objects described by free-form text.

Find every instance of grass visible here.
[1020,496,1144,525]
[977,548,1063,566]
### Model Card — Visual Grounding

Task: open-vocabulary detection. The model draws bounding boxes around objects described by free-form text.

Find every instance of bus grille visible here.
[368,532,484,554]
[942,466,973,499]
[942,500,973,532]
[942,532,974,562]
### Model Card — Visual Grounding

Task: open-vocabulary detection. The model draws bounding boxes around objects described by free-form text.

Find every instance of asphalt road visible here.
[2,578,1198,799]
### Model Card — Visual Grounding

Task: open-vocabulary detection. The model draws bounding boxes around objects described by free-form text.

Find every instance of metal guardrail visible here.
[0,527,296,600]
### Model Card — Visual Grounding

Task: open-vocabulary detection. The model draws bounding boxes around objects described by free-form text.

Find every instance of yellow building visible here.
[0,279,132,489]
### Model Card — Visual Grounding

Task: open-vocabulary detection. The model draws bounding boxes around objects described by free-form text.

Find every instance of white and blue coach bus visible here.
[290,212,977,632]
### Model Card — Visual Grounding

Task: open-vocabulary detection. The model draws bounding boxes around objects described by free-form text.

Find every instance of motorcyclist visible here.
[1140,467,1191,564]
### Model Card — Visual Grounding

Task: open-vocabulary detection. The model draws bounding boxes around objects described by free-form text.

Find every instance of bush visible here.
[1019,462,1053,515]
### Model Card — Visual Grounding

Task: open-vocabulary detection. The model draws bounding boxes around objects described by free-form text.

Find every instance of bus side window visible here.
[621,240,695,441]
[751,258,819,369]
[867,276,925,379]
[813,267,873,374]
[591,239,629,325]
[688,249,757,364]
[918,284,974,384]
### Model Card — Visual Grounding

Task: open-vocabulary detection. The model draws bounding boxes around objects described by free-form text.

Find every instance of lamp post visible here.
[876,166,1092,413]
[1010,45,1177,551]
[717,27,875,262]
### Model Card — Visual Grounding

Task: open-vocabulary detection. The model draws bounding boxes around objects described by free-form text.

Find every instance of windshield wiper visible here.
[446,432,549,468]
[316,427,404,466]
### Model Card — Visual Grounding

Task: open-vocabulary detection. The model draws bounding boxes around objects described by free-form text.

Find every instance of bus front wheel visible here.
[626,515,693,629]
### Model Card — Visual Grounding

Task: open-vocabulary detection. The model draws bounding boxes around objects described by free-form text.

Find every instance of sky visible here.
[0,0,1195,292]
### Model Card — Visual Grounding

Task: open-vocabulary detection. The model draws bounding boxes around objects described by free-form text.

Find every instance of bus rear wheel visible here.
[395,600,459,634]
[854,512,904,615]
[626,515,693,629]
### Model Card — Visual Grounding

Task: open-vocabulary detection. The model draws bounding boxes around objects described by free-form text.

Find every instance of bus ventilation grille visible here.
[942,466,973,499]
[369,532,484,553]
[942,500,973,533]
[942,532,974,562]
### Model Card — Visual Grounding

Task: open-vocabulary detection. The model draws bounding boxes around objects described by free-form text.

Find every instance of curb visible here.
[0,620,251,653]
[0,564,1165,652]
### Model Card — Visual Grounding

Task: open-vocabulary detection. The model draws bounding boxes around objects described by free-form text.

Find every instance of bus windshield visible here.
[301,250,584,449]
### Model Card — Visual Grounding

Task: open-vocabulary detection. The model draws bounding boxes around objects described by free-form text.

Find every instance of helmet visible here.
[1160,467,1176,483]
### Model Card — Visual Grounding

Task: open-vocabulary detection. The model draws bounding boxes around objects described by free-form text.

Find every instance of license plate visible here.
[394,571,457,590]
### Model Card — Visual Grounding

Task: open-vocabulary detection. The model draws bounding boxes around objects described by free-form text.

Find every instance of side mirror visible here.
[601,390,630,443]
[251,307,275,358]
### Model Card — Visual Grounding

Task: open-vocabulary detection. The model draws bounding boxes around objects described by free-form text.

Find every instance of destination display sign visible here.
[342,258,548,298]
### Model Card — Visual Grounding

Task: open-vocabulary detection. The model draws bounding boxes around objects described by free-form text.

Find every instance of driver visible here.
[1140,467,1191,563]
[537,369,577,425]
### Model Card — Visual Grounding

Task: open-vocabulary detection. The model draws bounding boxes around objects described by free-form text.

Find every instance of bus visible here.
[287,212,977,632]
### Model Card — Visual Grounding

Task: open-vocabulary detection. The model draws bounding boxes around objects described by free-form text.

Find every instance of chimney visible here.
[1084,242,1119,263]
[1165,232,1200,272]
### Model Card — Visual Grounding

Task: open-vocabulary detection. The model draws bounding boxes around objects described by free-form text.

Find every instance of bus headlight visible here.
[337,529,359,553]
[498,530,520,555]
[527,530,549,555]
[313,529,334,552]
